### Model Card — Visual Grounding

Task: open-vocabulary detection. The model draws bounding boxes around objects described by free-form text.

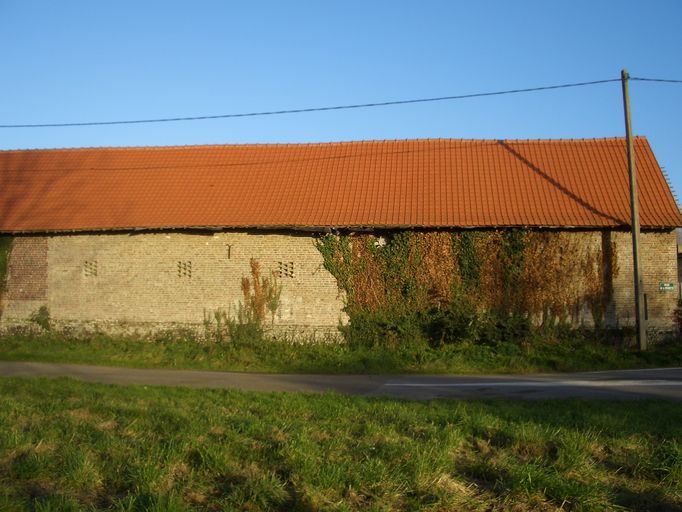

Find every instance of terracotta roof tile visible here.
[0,137,680,233]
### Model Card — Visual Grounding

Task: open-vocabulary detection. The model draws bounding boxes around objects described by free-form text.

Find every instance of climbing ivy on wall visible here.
[452,231,481,290]
[315,229,617,346]
[0,236,13,293]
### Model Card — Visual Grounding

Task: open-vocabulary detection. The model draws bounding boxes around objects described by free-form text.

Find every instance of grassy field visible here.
[0,377,680,511]
[1,330,682,375]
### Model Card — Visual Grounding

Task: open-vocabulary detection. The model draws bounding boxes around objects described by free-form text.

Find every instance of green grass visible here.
[1,330,682,375]
[0,377,680,511]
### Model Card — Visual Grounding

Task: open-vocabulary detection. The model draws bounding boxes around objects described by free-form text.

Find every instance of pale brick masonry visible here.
[1,229,678,336]
[610,230,678,331]
[3,231,346,333]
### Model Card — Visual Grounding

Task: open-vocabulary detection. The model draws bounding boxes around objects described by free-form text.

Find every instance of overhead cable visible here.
[631,77,682,84]
[0,78,622,129]
[1,76,679,129]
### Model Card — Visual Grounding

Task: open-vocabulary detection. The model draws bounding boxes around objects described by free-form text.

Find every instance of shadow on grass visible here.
[613,486,682,512]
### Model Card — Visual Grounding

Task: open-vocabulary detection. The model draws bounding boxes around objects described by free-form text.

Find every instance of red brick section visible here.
[0,137,680,232]
[6,237,48,300]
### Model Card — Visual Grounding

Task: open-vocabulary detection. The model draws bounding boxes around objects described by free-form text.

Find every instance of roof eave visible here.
[2,222,680,235]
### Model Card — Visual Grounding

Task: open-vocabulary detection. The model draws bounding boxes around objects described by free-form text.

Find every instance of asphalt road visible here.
[1,361,682,401]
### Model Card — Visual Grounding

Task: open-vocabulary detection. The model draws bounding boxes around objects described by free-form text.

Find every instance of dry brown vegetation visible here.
[317,229,618,339]
[240,258,282,325]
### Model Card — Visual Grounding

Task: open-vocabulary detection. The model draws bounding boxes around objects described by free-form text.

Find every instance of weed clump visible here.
[203,258,282,346]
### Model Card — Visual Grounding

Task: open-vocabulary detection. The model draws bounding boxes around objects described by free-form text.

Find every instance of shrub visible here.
[339,309,426,348]
[426,295,480,345]
[226,304,264,346]
[30,306,51,331]
[674,300,682,338]
[203,305,264,346]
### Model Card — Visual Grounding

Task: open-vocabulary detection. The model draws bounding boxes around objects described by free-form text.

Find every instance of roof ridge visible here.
[0,136,642,153]
[0,139,441,153]
[502,136,644,143]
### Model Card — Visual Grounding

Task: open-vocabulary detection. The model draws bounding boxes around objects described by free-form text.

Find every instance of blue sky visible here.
[1,1,681,200]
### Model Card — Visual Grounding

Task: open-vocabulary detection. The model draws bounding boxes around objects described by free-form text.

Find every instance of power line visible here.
[631,77,682,84]
[0,78,621,129]
[0,75,678,129]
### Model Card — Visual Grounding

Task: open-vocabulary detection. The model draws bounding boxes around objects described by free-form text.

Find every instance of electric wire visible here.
[0,78,621,129]
[0,76,679,129]
[631,77,682,84]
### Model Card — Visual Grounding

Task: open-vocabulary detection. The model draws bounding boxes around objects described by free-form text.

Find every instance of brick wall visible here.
[1,229,677,333]
[610,230,678,330]
[45,231,345,328]
[2,236,48,319]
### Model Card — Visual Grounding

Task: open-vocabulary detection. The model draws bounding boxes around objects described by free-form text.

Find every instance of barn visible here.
[0,137,680,337]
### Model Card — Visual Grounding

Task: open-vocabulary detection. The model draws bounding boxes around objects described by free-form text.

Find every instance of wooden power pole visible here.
[621,69,647,350]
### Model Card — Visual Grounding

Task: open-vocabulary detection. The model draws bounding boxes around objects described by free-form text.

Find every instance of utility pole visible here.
[621,69,647,350]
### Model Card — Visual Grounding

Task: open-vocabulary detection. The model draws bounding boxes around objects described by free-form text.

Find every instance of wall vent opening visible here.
[278,261,295,279]
[177,261,192,278]
[83,260,98,277]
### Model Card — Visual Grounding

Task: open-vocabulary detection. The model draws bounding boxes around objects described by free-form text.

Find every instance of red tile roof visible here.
[0,137,680,232]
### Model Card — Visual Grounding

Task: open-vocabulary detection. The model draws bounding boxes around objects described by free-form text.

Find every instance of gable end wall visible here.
[611,230,677,330]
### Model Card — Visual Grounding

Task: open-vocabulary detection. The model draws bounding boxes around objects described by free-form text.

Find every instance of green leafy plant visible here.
[226,303,264,346]
[339,309,427,348]
[207,258,283,346]
[203,308,231,343]
[30,305,51,331]
[0,236,13,293]
[673,300,682,338]
[427,291,480,345]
